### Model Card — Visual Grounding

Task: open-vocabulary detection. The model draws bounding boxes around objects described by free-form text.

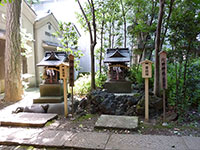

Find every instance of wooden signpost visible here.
[141,60,153,121]
[59,62,69,117]
[69,54,74,117]
[159,51,167,122]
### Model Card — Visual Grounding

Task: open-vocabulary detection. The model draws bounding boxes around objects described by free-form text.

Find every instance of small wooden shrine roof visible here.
[37,51,68,67]
[104,48,130,63]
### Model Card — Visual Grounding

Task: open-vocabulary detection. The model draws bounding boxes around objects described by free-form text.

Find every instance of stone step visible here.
[33,96,64,104]
[95,115,138,130]
[0,113,58,127]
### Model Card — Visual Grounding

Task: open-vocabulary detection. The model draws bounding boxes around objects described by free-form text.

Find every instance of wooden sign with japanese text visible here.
[140,59,153,121]
[69,54,74,87]
[59,63,68,79]
[141,60,153,78]
[159,51,167,89]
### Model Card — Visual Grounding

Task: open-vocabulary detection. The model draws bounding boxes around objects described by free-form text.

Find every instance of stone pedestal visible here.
[104,81,132,93]
[40,84,63,97]
[33,84,64,103]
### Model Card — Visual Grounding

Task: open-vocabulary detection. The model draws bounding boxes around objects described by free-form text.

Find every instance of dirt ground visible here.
[0,98,200,150]
[0,98,199,137]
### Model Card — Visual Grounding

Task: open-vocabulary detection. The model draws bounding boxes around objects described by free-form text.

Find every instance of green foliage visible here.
[76,113,94,122]
[55,22,83,70]
[74,71,107,95]
[167,59,200,112]
[166,0,200,113]
[45,120,55,127]
[20,28,33,57]
[74,73,91,95]
[129,65,143,86]
[0,0,12,5]
[95,71,107,88]
[129,64,154,89]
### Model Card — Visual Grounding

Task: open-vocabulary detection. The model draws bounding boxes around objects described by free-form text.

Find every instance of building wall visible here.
[21,1,37,87]
[32,0,91,76]
[0,1,37,93]
[34,15,60,85]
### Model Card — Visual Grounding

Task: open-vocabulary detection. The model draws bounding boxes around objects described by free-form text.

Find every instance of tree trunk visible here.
[154,0,165,97]
[120,0,126,48]
[100,14,105,75]
[4,0,23,102]
[90,44,96,89]
[160,0,174,50]
[183,44,190,104]
[77,0,96,90]
[109,22,112,48]
[111,21,115,48]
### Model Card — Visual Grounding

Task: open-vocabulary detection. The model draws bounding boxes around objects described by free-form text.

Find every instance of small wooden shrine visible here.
[33,51,68,104]
[37,51,68,84]
[104,48,132,93]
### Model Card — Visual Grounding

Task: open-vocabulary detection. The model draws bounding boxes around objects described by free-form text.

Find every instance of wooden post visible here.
[159,51,167,122]
[145,78,149,121]
[141,60,153,121]
[63,79,68,117]
[71,86,74,117]
[163,89,166,122]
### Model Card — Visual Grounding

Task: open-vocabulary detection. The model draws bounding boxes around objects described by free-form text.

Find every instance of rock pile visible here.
[74,89,163,117]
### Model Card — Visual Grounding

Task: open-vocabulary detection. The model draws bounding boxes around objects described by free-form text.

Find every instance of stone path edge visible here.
[0,129,200,150]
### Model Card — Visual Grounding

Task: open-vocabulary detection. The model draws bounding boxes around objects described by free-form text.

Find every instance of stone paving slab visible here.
[0,113,58,127]
[105,134,189,150]
[0,127,43,145]
[0,127,199,150]
[182,136,200,150]
[95,115,138,130]
[30,130,73,147]
[64,132,110,150]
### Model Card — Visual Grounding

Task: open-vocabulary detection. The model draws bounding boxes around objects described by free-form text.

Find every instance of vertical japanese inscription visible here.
[160,57,167,89]
[69,54,74,86]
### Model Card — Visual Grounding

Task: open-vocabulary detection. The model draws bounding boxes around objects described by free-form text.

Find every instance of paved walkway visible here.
[0,127,199,150]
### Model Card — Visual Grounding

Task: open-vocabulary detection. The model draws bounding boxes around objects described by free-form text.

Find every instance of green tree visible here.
[154,0,165,96]
[167,0,200,111]
[77,0,97,90]
[55,22,83,70]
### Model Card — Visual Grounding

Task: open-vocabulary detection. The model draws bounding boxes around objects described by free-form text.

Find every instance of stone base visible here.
[33,96,64,104]
[40,84,63,97]
[33,84,64,104]
[104,81,132,93]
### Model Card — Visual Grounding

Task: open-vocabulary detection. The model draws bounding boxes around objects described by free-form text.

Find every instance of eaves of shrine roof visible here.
[37,51,68,67]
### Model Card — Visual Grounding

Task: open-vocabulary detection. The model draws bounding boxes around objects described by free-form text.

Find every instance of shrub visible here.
[74,73,91,95]
[129,64,154,89]
[74,71,107,95]
[167,59,200,112]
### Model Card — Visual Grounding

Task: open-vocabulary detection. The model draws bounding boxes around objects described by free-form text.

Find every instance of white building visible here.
[0,1,63,93]
[31,0,91,73]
